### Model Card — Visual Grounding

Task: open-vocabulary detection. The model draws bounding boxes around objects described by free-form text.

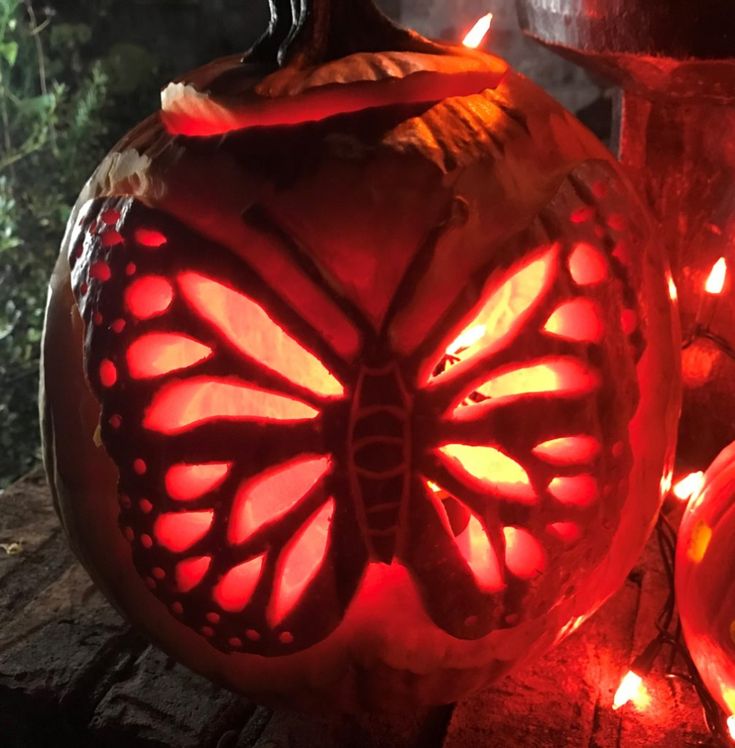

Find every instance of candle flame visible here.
[463,13,493,49]
[613,670,645,711]
[727,715,735,742]
[705,257,727,295]
[446,324,486,355]
[672,471,705,501]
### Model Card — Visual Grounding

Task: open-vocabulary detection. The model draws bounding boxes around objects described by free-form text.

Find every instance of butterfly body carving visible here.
[68,179,642,655]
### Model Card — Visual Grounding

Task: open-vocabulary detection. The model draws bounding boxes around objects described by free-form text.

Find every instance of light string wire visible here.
[616,510,732,744]
[615,259,734,742]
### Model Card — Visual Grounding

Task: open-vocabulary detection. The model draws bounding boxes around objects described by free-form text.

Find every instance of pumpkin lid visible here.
[161,0,507,136]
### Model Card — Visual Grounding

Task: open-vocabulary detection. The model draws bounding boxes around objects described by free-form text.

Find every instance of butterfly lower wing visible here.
[69,197,368,654]
[403,164,644,639]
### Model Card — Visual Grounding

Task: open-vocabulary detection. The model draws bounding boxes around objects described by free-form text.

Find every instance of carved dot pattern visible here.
[69,174,643,655]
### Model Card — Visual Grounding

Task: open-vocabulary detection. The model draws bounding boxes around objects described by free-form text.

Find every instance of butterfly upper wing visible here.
[394,162,646,639]
[69,197,368,655]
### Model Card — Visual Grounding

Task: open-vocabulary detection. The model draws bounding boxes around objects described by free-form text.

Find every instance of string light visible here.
[672,471,705,502]
[613,670,644,711]
[462,13,493,49]
[611,257,735,733]
[683,256,735,366]
[613,638,661,710]
[609,506,735,743]
[705,257,727,295]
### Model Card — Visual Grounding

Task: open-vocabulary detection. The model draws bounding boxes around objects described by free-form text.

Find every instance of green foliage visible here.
[0,0,109,486]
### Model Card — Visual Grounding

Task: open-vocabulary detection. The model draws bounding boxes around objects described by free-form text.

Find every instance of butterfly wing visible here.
[69,197,368,655]
[395,163,645,639]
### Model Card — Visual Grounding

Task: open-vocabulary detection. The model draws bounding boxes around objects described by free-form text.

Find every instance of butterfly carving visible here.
[69,172,642,656]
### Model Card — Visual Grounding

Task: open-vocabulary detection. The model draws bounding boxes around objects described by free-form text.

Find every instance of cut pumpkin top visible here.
[161,48,508,136]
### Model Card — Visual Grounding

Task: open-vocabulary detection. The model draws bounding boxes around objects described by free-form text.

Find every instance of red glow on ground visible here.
[166,462,232,501]
[213,555,265,612]
[175,555,211,592]
[544,298,604,343]
[127,333,213,379]
[125,276,174,320]
[178,272,343,399]
[503,526,546,578]
[546,521,582,543]
[548,475,598,506]
[99,359,118,388]
[439,444,536,503]
[135,228,168,248]
[568,242,608,285]
[142,377,319,434]
[471,358,599,402]
[228,455,330,545]
[153,510,214,552]
[532,435,601,465]
[267,499,334,626]
[441,249,555,369]
[453,513,504,590]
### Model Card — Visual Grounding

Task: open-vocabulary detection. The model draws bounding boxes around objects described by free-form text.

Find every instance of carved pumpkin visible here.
[42,0,680,709]
[676,442,735,719]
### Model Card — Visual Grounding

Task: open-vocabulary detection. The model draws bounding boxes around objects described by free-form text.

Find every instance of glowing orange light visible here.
[613,670,643,710]
[727,715,735,742]
[463,12,493,49]
[672,471,705,501]
[705,257,727,295]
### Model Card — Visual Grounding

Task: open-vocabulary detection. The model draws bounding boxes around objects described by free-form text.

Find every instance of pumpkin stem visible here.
[248,0,441,67]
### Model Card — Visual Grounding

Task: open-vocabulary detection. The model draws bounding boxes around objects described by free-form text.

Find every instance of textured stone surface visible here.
[0,472,717,747]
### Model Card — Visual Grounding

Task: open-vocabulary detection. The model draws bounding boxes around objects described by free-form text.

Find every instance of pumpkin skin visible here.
[41,3,681,710]
[676,442,735,718]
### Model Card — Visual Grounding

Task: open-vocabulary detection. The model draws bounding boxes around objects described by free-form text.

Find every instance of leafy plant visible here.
[0,0,109,486]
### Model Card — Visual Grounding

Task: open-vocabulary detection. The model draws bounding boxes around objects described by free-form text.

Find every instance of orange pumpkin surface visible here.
[676,442,735,719]
[41,0,681,709]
